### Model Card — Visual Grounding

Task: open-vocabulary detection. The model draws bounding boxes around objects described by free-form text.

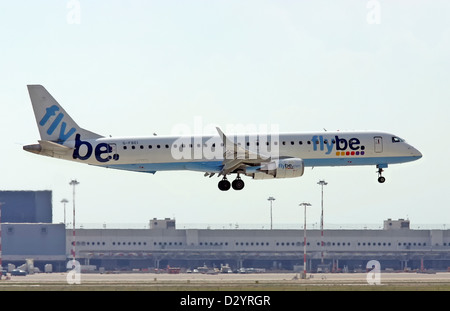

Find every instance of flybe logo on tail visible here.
[40,105,76,143]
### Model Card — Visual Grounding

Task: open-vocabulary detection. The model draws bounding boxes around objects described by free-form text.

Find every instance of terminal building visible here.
[71,218,450,272]
[1,191,450,272]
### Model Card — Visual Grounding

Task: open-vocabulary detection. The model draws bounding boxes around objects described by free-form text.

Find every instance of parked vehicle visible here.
[11,269,27,276]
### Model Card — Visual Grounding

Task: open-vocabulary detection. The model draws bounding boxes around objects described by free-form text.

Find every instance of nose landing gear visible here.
[377,164,387,183]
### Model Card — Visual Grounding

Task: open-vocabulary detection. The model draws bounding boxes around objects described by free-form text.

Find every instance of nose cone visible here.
[409,146,422,160]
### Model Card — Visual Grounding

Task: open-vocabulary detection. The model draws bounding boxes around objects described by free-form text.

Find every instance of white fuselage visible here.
[57,131,422,174]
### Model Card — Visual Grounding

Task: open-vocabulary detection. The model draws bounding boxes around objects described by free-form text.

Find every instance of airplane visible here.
[23,85,422,191]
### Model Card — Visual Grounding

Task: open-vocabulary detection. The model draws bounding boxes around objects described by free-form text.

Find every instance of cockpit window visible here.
[392,137,404,143]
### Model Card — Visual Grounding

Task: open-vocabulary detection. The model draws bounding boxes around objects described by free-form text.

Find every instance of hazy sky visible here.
[1,1,449,228]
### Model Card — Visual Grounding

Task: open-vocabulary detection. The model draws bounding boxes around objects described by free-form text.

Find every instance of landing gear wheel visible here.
[218,178,231,191]
[377,167,386,183]
[232,178,245,191]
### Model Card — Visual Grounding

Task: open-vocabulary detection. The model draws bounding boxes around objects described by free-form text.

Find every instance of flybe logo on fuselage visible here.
[72,134,118,163]
[312,135,366,156]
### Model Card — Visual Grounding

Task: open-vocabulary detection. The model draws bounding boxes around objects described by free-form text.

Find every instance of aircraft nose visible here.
[409,146,422,159]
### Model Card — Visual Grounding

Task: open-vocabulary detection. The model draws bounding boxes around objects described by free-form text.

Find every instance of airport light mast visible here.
[0,202,3,274]
[317,180,328,264]
[61,198,68,227]
[267,197,275,230]
[299,202,312,278]
[69,180,79,262]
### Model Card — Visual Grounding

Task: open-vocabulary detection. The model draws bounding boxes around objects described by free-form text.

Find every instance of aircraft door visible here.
[374,136,383,153]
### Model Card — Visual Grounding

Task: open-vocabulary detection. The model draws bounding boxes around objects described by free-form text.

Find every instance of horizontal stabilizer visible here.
[23,140,73,157]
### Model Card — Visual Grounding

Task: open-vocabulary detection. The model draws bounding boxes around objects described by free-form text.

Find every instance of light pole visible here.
[267,197,275,230]
[0,202,4,273]
[61,198,68,227]
[317,180,328,264]
[299,202,312,277]
[69,180,79,262]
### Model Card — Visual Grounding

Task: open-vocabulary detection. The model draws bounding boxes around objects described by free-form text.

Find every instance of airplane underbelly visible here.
[101,160,223,174]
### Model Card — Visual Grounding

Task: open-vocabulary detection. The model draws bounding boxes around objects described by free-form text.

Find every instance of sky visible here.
[0,1,449,229]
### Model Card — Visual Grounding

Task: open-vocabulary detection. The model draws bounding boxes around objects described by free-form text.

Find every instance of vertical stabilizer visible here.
[27,85,103,144]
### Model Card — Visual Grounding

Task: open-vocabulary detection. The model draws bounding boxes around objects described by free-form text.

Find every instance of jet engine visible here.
[247,158,305,179]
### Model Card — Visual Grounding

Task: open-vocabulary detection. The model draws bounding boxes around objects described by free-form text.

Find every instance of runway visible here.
[1,272,450,291]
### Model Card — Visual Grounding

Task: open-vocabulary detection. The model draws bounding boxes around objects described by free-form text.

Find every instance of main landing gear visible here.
[218,175,245,191]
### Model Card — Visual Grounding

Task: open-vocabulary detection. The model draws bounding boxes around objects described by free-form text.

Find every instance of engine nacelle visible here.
[249,158,305,179]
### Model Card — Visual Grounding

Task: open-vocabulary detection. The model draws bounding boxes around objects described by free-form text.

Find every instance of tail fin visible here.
[27,85,103,144]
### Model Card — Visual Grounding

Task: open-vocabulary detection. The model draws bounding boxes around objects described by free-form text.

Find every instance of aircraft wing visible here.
[216,127,271,176]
